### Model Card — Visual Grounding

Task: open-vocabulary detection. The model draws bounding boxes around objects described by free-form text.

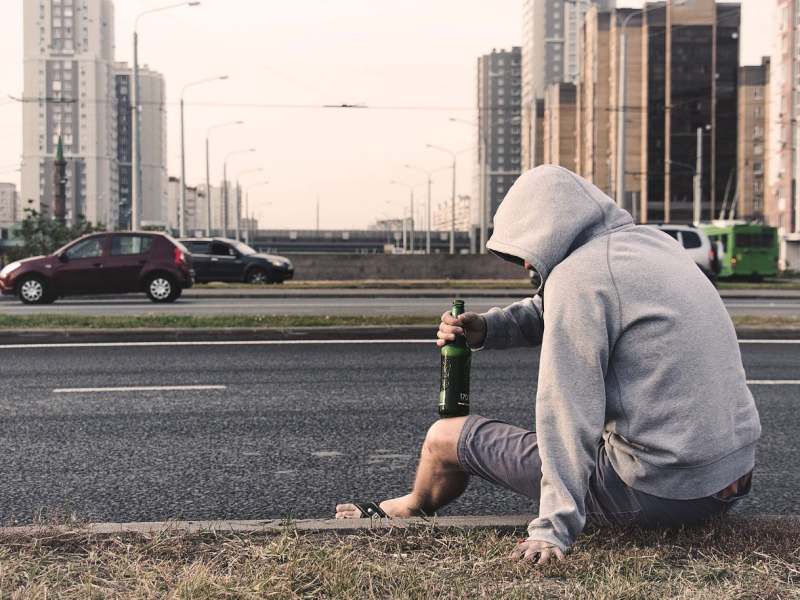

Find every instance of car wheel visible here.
[17,276,50,305]
[247,268,268,285]
[146,274,179,303]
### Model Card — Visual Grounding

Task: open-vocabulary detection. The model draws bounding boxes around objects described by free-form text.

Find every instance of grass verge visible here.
[1,518,797,599]
[1,314,799,330]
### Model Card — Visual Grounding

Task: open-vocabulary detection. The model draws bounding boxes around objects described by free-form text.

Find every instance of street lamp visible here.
[425,144,471,254]
[235,167,264,241]
[131,1,200,231]
[244,181,269,245]
[222,148,255,239]
[665,159,700,225]
[616,0,686,213]
[390,180,425,253]
[403,164,450,254]
[205,120,243,236]
[180,75,227,237]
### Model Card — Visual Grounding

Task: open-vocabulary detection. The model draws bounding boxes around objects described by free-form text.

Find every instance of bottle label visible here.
[439,354,471,416]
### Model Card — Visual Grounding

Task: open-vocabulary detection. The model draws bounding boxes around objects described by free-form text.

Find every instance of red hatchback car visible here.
[0,232,193,304]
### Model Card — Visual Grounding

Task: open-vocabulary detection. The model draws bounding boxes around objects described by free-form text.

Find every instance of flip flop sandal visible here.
[353,502,389,518]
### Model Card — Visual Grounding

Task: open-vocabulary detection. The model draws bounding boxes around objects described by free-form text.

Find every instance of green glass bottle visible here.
[439,299,472,418]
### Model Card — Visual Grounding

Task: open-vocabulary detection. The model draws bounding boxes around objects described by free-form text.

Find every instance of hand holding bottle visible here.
[437,310,487,348]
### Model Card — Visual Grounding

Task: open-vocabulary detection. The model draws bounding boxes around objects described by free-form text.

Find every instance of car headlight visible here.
[0,262,21,278]
[269,259,285,267]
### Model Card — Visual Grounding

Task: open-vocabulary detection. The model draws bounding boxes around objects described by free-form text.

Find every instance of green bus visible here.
[700,222,779,280]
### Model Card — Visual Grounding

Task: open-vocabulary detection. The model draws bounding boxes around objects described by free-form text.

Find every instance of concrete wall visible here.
[284,254,528,281]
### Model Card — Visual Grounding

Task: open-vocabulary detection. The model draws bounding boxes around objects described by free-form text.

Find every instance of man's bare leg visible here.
[336,416,470,518]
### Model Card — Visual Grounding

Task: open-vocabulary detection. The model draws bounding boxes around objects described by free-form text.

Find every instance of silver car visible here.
[650,224,720,284]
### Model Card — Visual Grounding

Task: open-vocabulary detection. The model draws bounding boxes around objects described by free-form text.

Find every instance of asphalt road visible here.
[0,340,797,524]
[2,295,800,318]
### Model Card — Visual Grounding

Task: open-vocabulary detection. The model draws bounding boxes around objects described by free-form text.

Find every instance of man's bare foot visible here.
[335,495,421,519]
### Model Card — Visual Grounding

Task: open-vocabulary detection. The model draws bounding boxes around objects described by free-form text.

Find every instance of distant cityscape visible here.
[0,0,798,266]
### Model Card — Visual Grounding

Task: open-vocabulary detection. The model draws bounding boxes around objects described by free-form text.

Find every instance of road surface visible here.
[0,339,797,524]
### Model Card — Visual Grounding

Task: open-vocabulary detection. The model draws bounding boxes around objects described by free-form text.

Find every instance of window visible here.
[211,242,235,256]
[754,125,763,139]
[754,180,763,194]
[661,229,679,240]
[754,162,763,174]
[186,241,210,254]
[110,235,153,256]
[783,36,788,53]
[754,88,763,100]
[754,106,763,118]
[65,236,105,259]
[681,231,701,249]
[754,144,763,155]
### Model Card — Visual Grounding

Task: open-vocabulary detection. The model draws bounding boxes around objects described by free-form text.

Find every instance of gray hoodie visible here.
[481,165,761,553]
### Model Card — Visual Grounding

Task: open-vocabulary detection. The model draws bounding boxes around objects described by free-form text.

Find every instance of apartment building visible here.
[736,59,770,220]
[543,83,578,169]
[475,47,523,237]
[115,63,167,230]
[21,0,118,228]
[770,0,800,269]
[521,0,615,169]
[0,183,19,227]
[432,195,471,232]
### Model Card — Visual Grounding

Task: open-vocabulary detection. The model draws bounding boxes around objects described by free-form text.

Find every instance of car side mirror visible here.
[57,252,69,262]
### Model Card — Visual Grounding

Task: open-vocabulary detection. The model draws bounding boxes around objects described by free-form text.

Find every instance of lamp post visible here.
[426,144,471,254]
[390,180,425,253]
[205,120,243,236]
[616,0,686,213]
[222,148,255,239]
[132,1,200,231]
[244,181,269,245]
[403,164,450,254]
[665,159,700,225]
[180,75,227,237]
[235,167,263,241]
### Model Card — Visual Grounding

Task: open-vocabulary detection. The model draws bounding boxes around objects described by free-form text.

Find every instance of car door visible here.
[186,241,212,281]
[210,241,245,281]
[104,234,155,292]
[51,235,109,294]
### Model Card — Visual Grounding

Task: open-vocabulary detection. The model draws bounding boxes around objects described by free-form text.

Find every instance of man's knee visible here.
[422,416,469,466]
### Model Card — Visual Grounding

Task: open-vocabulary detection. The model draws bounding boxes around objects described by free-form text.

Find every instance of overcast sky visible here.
[0,0,775,230]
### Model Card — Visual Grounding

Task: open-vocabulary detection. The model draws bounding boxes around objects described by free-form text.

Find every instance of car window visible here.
[660,229,679,241]
[110,235,153,256]
[211,242,234,256]
[681,231,702,249]
[65,236,105,259]
[187,242,211,254]
[231,241,257,256]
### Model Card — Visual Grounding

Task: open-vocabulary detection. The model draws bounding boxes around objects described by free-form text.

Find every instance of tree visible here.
[5,201,104,262]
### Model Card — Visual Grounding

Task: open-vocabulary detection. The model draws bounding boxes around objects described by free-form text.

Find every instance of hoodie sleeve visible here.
[475,295,544,351]
[525,265,617,553]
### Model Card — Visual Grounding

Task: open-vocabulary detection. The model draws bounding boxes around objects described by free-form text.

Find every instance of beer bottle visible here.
[439,299,472,418]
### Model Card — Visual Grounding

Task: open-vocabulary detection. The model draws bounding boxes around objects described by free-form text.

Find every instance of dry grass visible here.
[1,518,798,599]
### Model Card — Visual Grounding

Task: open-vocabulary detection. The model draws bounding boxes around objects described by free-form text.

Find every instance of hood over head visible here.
[486,165,633,294]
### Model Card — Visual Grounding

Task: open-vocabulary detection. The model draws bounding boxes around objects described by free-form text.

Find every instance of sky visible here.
[0,0,775,230]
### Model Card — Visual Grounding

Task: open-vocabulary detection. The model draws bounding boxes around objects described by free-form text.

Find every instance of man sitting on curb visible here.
[336,165,761,564]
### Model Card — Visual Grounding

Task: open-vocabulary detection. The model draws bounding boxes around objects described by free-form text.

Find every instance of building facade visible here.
[736,59,770,220]
[543,83,578,169]
[770,0,800,269]
[0,183,19,227]
[115,63,167,230]
[475,47,523,238]
[521,0,615,169]
[21,0,118,228]
[432,195,471,232]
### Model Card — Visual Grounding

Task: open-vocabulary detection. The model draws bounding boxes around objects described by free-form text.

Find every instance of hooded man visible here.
[336,165,761,564]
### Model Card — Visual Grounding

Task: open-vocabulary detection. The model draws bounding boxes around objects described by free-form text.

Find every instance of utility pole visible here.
[694,127,702,225]
[316,195,320,233]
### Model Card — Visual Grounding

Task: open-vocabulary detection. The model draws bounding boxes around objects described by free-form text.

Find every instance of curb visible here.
[3,516,531,536]
[0,325,798,345]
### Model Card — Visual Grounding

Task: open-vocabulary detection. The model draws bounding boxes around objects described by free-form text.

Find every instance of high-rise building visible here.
[736,59,770,221]
[115,63,167,230]
[770,0,800,269]
[0,183,19,227]
[521,0,615,169]
[21,0,117,227]
[432,195,470,232]
[475,47,523,240]
[543,83,578,169]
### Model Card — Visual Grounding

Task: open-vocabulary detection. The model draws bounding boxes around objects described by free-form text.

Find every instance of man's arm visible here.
[437,295,544,350]
[525,273,615,554]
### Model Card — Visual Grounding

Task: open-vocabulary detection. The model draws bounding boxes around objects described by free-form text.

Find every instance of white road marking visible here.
[0,339,433,350]
[738,340,800,344]
[53,385,228,393]
[746,380,800,385]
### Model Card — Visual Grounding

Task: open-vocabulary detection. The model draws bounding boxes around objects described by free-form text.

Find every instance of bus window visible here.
[719,234,728,252]
[681,231,702,249]
[736,233,752,248]
[759,233,776,248]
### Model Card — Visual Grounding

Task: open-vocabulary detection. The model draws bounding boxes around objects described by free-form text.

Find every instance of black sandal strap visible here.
[353,502,388,518]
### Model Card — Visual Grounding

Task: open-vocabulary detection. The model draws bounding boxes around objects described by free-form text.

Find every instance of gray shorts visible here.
[456,415,743,529]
